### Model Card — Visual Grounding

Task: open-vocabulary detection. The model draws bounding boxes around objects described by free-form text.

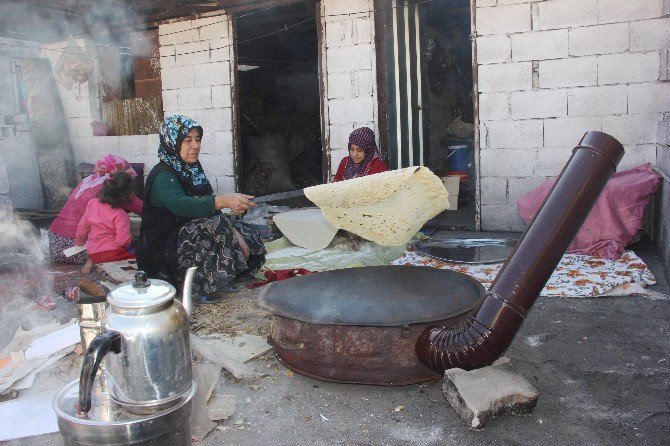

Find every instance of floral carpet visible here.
[391,248,657,297]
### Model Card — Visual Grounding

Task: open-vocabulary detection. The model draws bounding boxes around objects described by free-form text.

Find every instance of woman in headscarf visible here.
[49,154,142,265]
[333,127,388,182]
[136,115,266,303]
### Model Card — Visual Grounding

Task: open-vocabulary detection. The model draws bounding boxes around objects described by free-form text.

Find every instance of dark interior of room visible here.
[235,2,322,197]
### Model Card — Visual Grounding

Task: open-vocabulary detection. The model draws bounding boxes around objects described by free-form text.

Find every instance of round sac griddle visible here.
[259,265,484,385]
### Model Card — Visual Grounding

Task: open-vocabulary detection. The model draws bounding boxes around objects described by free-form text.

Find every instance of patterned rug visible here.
[391,248,657,297]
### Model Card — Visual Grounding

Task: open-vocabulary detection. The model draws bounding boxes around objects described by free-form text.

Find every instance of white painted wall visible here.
[158,14,236,193]
[475,0,669,231]
[321,0,378,178]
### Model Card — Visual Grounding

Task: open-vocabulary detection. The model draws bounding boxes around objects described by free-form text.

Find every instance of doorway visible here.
[234,2,322,196]
[377,0,476,229]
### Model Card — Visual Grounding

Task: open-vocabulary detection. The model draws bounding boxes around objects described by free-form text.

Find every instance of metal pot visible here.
[54,379,196,446]
[79,267,196,413]
[260,265,484,385]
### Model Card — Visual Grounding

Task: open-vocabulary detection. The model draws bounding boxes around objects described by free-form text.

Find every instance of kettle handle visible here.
[78,331,121,413]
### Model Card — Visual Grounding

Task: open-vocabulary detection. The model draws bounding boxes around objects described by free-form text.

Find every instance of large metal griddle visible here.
[411,238,518,264]
[260,265,484,385]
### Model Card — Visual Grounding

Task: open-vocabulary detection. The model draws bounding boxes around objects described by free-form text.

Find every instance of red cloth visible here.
[75,198,132,255]
[50,182,142,239]
[517,164,661,260]
[333,157,388,182]
[247,268,314,289]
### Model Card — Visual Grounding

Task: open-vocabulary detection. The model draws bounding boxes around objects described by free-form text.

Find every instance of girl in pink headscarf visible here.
[49,154,143,265]
[333,127,388,182]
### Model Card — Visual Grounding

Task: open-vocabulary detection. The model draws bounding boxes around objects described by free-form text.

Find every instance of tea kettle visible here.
[79,267,196,414]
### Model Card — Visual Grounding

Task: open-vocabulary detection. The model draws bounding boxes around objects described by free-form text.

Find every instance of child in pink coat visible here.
[75,172,136,273]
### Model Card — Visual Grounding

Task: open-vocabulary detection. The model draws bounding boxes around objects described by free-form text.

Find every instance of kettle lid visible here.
[108,271,175,309]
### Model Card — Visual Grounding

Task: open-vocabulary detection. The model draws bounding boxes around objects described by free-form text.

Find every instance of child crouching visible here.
[75,172,136,273]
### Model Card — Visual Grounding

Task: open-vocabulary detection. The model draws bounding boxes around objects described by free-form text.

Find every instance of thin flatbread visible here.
[273,208,338,250]
[304,167,449,246]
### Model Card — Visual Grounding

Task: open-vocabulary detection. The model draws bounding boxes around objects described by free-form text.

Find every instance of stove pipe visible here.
[416,131,624,372]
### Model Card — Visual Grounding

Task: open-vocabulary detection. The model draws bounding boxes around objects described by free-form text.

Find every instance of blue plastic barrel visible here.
[447,145,469,172]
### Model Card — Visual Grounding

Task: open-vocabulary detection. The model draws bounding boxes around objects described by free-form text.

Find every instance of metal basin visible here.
[260,265,484,385]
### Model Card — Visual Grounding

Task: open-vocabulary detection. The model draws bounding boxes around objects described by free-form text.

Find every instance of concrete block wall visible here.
[159,14,237,193]
[322,0,378,177]
[476,0,670,232]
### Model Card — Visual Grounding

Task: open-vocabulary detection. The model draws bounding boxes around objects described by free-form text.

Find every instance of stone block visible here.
[479,147,537,176]
[353,16,373,45]
[477,35,512,64]
[162,89,178,112]
[326,45,374,73]
[210,45,231,62]
[480,176,508,205]
[323,0,371,16]
[568,23,629,56]
[175,41,210,56]
[543,116,602,148]
[159,19,194,36]
[159,28,199,47]
[476,4,531,36]
[538,56,597,88]
[510,89,567,119]
[194,62,231,87]
[176,50,210,67]
[161,66,195,89]
[628,83,670,114]
[327,72,354,99]
[443,358,539,430]
[211,86,232,108]
[567,85,627,117]
[328,97,375,125]
[508,176,550,203]
[601,113,664,146]
[478,62,533,92]
[534,146,573,176]
[159,44,175,58]
[177,86,213,110]
[533,0,598,30]
[198,21,229,41]
[194,15,229,28]
[480,204,526,231]
[325,18,349,49]
[215,175,236,194]
[598,52,660,85]
[630,18,670,51]
[146,134,159,155]
[483,120,543,149]
[160,54,176,69]
[511,29,568,62]
[598,0,664,24]
[617,144,659,171]
[479,92,510,121]
[197,108,232,133]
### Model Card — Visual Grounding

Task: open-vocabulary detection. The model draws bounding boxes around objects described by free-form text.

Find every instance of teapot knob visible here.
[133,271,151,288]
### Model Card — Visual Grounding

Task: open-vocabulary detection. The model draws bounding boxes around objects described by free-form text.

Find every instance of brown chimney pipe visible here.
[415,131,625,372]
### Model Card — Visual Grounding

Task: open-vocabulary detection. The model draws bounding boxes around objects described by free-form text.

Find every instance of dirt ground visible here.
[1,239,668,446]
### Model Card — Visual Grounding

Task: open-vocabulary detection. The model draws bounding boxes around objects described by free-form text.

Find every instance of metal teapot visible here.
[79,267,196,414]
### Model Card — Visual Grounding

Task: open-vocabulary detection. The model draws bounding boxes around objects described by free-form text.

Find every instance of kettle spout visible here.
[182,267,197,317]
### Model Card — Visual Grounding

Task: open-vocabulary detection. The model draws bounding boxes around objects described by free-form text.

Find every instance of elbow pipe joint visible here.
[416,131,624,374]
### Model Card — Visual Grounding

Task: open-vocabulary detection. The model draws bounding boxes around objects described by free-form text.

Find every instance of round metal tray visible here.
[411,238,518,264]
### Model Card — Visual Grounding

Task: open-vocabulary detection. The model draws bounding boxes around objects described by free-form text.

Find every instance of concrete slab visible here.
[442,358,539,429]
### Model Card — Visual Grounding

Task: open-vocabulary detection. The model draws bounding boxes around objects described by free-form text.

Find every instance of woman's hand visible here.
[214,193,256,214]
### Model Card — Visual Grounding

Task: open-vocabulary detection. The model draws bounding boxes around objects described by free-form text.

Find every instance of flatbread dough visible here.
[272,208,339,250]
[304,167,449,246]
